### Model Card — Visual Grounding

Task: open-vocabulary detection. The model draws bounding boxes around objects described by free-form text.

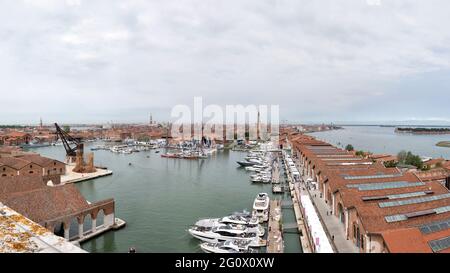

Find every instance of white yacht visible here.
[188,225,264,247]
[252,193,270,223]
[200,240,258,253]
[195,213,259,227]
[251,177,271,183]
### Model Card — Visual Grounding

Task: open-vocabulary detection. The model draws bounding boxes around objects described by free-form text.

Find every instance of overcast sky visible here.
[1,0,450,124]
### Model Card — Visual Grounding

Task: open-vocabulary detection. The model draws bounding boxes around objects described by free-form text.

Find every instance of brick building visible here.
[287,131,450,253]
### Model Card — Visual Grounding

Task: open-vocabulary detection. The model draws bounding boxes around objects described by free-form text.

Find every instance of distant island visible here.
[436,141,450,148]
[395,127,450,135]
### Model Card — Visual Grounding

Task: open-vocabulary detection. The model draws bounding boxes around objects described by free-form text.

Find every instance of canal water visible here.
[31,144,302,253]
[308,126,450,159]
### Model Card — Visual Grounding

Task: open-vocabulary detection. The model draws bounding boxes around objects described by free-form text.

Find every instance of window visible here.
[29,171,34,174]
[30,165,32,169]
[60,168,63,172]
[2,174,6,177]
[2,168,5,171]
[47,170,50,175]
[361,236,365,251]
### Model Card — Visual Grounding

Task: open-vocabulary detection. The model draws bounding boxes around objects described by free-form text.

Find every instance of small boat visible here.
[200,240,258,253]
[161,153,180,158]
[155,150,160,153]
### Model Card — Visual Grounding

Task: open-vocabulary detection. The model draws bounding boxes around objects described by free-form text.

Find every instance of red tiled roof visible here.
[381,228,432,253]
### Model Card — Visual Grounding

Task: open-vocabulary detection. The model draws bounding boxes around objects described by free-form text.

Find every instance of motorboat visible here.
[161,153,180,158]
[252,193,270,223]
[192,219,265,237]
[250,174,271,180]
[251,177,271,184]
[188,225,261,246]
[200,240,258,253]
[237,160,257,167]
[196,212,259,227]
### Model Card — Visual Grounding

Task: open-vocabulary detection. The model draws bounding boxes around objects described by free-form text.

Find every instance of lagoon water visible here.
[28,126,450,253]
[308,126,450,159]
[32,144,301,253]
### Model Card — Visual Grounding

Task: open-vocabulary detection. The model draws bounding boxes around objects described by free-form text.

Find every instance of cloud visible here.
[0,0,450,124]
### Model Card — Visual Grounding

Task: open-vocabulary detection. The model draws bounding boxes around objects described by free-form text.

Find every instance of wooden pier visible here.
[266,199,284,253]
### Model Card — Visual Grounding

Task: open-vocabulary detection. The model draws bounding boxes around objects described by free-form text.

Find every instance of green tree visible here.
[63,125,71,133]
[384,161,398,168]
[345,144,354,151]
[397,150,423,169]
[355,150,365,157]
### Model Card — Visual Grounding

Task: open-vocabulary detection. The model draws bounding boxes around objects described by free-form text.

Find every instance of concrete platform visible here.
[61,164,113,184]
[73,217,126,244]
[267,200,284,253]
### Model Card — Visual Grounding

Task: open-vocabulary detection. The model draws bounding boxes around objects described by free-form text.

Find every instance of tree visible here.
[397,150,408,163]
[345,144,354,151]
[355,150,365,157]
[384,161,398,168]
[63,125,71,133]
[397,150,423,169]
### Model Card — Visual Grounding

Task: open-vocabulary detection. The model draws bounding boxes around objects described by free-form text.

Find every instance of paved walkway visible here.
[308,187,359,253]
[61,164,113,184]
[267,199,284,253]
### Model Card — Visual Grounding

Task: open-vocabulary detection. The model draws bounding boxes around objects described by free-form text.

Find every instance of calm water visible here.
[308,126,450,159]
[31,144,301,253]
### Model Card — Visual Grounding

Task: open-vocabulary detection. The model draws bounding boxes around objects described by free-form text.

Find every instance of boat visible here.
[194,214,264,237]
[188,225,262,247]
[237,160,257,167]
[193,220,264,237]
[251,177,271,184]
[200,240,258,253]
[20,139,51,149]
[252,193,270,223]
[161,153,180,158]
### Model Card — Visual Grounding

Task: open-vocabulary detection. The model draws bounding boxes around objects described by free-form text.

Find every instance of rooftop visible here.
[0,203,86,253]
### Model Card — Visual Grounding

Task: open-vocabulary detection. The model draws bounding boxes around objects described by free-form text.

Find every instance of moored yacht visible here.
[200,240,258,253]
[237,160,257,167]
[252,193,270,223]
[188,224,262,247]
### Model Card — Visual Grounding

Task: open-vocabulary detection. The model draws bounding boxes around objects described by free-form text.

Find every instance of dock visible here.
[282,153,314,253]
[61,164,113,184]
[72,217,126,243]
[266,199,284,253]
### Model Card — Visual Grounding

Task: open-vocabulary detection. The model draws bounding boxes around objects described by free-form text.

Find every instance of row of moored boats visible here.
[237,151,274,183]
[189,193,270,253]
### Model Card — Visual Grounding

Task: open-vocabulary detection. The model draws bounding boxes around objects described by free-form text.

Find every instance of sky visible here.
[1,0,450,125]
